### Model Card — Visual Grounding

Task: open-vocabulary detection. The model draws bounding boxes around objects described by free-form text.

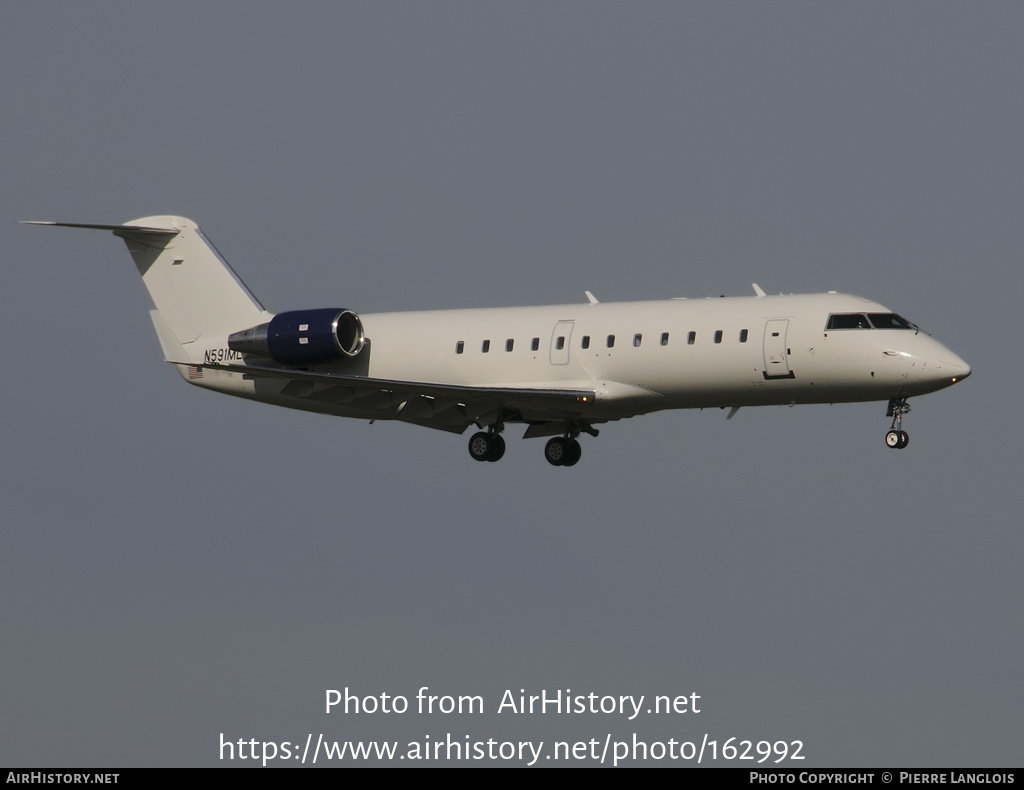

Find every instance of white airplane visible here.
[27,215,971,466]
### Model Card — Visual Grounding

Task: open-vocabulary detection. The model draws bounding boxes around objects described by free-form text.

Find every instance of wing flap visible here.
[201,361,596,426]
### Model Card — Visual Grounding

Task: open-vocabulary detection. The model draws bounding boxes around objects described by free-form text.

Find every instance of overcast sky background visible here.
[1,2,1020,767]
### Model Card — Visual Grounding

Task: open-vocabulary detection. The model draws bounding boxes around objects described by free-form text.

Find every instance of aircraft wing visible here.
[200,361,597,434]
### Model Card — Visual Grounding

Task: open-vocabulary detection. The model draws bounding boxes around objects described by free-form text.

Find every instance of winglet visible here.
[585,290,599,305]
[752,283,766,298]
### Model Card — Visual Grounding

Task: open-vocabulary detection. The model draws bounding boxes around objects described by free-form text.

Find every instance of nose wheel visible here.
[885,429,909,449]
[884,397,911,450]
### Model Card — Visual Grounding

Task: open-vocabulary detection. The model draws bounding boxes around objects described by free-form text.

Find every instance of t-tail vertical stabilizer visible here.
[24,216,269,365]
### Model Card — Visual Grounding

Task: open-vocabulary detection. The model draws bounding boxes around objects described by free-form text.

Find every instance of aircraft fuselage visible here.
[189,291,969,427]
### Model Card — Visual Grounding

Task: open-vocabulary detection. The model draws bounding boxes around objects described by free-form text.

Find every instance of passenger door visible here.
[762,319,794,379]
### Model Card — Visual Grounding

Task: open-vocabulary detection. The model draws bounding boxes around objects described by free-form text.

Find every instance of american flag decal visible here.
[187,366,204,380]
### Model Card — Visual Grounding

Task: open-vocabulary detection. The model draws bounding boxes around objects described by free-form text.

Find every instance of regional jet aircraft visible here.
[27,216,971,466]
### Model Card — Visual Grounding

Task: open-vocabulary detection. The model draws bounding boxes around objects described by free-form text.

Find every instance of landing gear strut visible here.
[885,397,910,449]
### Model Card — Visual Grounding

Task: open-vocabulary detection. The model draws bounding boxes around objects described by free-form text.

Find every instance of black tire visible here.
[885,430,901,449]
[544,437,568,466]
[488,434,506,462]
[897,430,909,449]
[468,431,494,462]
[562,439,582,466]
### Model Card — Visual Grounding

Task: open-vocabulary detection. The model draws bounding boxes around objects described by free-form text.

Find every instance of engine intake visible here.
[228,308,365,365]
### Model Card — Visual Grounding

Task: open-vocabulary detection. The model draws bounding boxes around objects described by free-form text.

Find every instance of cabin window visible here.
[826,313,871,330]
[482,339,490,353]
[739,329,748,343]
[505,338,514,352]
[556,336,565,350]
[531,337,540,351]
[607,334,615,348]
[714,330,723,344]
[633,333,642,347]
[581,335,590,349]
[456,341,464,354]
[688,331,696,345]
[661,332,669,346]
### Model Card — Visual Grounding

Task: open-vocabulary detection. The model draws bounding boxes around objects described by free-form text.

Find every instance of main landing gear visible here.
[544,436,582,467]
[885,397,911,450]
[544,423,594,467]
[468,422,595,466]
[468,430,505,462]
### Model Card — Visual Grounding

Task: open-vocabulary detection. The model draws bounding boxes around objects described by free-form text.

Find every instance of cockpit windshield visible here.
[866,313,914,330]
[826,313,870,329]
[826,313,916,331]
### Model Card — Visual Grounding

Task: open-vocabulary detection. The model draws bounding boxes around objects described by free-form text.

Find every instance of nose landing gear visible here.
[885,397,910,449]
[885,429,909,449]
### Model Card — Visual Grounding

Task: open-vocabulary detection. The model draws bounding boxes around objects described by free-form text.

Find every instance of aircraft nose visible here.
[941,351,971,382]
[934,349,971,384]
[907,335,971,389]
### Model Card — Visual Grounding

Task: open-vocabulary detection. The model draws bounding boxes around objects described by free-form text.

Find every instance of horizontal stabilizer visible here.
[22,220,180,236]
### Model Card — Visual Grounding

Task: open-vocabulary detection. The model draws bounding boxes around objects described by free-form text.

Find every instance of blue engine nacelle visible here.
[227,308,366,365]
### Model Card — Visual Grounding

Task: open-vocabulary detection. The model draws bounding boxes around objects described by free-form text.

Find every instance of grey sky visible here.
[1,2,1020,766]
